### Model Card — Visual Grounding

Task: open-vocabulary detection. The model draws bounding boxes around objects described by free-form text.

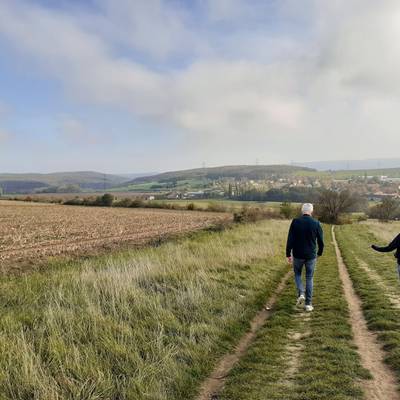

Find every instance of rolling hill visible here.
[3,164,400,195]
[126,165,316,185]
[0,171,129,194]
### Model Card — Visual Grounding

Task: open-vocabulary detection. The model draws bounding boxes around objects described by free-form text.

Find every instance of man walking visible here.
[371,233,400,280]
[286,203,324,312]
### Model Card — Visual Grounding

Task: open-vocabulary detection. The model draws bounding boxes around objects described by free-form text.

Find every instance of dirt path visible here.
[196,269,292,400]
[332,227,400,400]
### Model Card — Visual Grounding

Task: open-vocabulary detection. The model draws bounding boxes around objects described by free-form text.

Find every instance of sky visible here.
[0,0,400,174]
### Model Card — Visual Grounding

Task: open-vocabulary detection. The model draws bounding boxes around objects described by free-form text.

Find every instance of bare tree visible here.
[316,189,361,224]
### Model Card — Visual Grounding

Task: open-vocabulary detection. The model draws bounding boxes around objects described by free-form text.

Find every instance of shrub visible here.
[187,203,196,211]
[234,205,281,223]
[97,193,114,207]
[130,199,145,208]
[368,197,399,221]
[279,202,300,219]
[144,201,170,209]
[82,197,97,206]
[113,198,133,208]
[356,214,368,222]
[64,197,84,206]
[206,202,228,213]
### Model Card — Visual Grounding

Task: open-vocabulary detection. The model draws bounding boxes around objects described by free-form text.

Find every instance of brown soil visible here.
[0,202,230,274]
[332,227,400,400]
[196,269,292,400]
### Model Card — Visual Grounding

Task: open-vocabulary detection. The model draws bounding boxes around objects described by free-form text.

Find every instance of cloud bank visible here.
[0,0,399,170]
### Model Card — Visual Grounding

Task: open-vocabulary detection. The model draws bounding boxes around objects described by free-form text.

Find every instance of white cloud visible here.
[0,0,400,165]
[91,0,198,60]
[0,2,171,116]
[171,60,306,138]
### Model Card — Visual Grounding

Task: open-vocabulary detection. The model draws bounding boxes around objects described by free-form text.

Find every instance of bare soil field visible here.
[0,200,230,270]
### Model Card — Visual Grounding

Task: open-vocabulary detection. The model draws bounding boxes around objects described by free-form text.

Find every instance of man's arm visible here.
[372,234,400,253]
[286,220,295,258]
[317,222,324,256]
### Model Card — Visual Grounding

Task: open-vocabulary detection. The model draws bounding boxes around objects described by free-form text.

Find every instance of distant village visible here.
[161,174,400,201]
[1,170,400,203]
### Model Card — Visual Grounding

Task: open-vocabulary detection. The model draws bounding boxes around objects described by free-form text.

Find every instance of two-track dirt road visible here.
[196,226,400,400]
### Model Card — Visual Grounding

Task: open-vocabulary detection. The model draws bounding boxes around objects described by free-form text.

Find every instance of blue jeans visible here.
[293,257,317,306]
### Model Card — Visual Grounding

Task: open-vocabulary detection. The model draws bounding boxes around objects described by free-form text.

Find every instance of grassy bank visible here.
[0,220,289,400]
[220,226,367,400]
[336,224,400,384]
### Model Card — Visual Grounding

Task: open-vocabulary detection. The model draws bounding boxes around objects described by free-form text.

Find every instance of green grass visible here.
[340,222,400,291]
[336,224,400,383]
[220,226,367,400]
[113,178,210,192]
[112,181,160,191]
[0,220,289,400]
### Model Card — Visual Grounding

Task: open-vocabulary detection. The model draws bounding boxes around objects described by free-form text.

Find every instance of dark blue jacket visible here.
[286,215,324,260]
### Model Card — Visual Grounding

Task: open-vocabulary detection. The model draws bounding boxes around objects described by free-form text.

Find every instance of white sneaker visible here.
[296,294,305,306]
[304,305,314,312]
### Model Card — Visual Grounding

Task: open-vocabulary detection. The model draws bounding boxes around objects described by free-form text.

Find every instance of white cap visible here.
[302,203,314,215]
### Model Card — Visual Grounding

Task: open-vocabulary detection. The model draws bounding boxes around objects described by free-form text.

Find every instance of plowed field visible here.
[0,200,230,268]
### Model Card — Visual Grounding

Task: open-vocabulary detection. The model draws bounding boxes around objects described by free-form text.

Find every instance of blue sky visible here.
[0,0,399,174]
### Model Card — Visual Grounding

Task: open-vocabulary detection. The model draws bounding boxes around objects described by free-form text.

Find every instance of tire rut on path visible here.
[196,269,292,400]
[332,227,400,400]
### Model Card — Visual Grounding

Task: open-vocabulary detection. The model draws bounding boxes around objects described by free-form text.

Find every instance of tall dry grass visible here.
[362,220,400,243]
[0,220,289,400]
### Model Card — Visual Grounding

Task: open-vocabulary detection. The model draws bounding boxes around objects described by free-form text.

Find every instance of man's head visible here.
[302,203,314,215]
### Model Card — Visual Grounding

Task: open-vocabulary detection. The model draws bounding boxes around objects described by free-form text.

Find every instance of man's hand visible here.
[287,256,293,264]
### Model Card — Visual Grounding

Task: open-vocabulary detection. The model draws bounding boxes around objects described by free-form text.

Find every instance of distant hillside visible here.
[0,171,129,194]
[327,167,400,179]
[127,165,316,184]
[0,180,51,194]
[117,172,159,180]
[295,158,400,171]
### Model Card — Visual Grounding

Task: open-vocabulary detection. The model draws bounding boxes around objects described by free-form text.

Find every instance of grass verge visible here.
[341,223,400,291]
